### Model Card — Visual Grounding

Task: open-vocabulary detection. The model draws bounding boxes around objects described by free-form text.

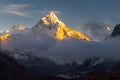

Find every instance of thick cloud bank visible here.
[44,38,120,63]
[1,29,120,64]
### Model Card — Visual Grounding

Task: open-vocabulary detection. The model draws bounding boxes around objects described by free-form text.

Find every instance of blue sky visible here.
[0,0,120,32]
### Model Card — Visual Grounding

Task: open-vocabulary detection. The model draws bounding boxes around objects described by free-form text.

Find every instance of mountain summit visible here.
[5,25,26,33]
[34,12,90,41]
[111,24,120,37]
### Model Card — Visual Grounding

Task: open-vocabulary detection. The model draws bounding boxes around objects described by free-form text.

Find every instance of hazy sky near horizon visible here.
[0,0,120,32]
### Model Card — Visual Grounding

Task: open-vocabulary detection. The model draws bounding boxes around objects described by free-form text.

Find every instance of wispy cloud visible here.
[28,10,61,19]
[1,10,26,17]
[0,4,29,17]
[6,4,29,10]
[0,4,61,18]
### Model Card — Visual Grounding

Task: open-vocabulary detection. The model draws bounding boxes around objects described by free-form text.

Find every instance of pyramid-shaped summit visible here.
[34,11,61,30]
[34,11,90,41]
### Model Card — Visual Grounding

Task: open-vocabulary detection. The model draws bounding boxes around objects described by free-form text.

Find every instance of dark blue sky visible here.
[0,0,120,32]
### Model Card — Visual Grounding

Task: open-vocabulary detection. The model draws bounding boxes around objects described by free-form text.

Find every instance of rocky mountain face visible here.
[1,48,120,80]
[10,50,120,79]
[33,12,90,41]
[0,50,32,80]
[111,24,120,37]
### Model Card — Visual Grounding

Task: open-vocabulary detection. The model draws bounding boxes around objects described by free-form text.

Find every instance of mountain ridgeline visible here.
[1,12,120,80]
[0,12,91,43]
[1,12,120,43]
[33,12,90,41]
[111,24,120,37]
[1,50,120,80]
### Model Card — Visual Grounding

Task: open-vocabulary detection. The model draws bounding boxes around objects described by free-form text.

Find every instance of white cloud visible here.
[2,29,120,64]
[0,4,61,18]
[2,30,120,64]
[1,10,26,17]
[0,4,29,17]
[6,4,29,10]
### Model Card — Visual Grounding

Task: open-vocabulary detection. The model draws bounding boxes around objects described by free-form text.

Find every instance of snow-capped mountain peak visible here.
[41,11,59,25]
[34,11,64,30]
[33,11,90,41]
[5,25,26,34]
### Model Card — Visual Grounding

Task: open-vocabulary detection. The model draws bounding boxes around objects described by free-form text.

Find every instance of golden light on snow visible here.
[0,34,10,44]
[41,11,59,25]
[36,11,91,41]
[56,22,90,41]
[13,25,25,30]
[5,25,25,33]
[5,30,10,33]
[106,26,111,31]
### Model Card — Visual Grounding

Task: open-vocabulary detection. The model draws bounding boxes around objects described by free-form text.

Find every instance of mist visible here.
[1,27,120,64]
[1,31,57,54]
[44,37,120,63]
[82,22,109,41]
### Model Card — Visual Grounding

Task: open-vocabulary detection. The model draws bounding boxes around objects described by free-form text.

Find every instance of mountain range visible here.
[1,50,120,80]
[1,11,120,43]
[0,12,90,43]
[0,12,120,80]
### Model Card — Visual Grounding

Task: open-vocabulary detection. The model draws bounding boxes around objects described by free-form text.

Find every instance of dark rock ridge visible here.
[111,24,120,37]
[0,50,32,80]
